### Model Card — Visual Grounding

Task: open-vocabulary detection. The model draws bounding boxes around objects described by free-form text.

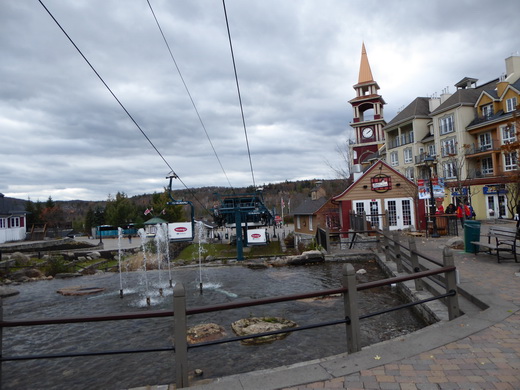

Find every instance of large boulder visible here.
[187,323,226,344]
[10,252,31,266]
[286,250,324,265]
[231,317,297,345]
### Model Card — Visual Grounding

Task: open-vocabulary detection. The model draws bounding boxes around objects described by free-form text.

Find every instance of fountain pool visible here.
[2,260,428,389]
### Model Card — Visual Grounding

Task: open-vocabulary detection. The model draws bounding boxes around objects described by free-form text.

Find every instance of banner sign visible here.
[167,222,193,241]
[418,179,445,199]
[247,229,267,245]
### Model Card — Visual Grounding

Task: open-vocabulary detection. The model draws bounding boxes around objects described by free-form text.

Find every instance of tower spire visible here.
[358,42,374,84]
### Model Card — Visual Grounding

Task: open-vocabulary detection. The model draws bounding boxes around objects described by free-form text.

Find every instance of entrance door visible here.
[486,195,508,218]
[353,200,382,229]
[384,198,414,230]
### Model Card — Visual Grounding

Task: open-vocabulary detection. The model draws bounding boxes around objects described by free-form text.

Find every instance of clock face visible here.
[362,127,374,139]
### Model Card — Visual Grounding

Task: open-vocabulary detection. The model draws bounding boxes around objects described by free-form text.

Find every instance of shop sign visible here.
[371,174,392,193]
[483,185,507,195]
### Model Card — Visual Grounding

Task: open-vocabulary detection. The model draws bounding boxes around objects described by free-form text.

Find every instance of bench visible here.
[470,226,520,263]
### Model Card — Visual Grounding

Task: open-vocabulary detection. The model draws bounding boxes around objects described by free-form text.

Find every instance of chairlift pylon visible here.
[165,173,195,242]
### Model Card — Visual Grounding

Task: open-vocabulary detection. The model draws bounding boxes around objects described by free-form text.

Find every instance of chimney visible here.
[505,55,520,84]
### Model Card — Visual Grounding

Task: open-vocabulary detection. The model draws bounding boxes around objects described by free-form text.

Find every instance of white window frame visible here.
[404,148,412,164]
[441,138,456,157]
[481,157,493,175]
[0,218,5,229]
[439,115,454,135]
[405,167,414,180]
[443,161,457,179]
[390,151,399,166]
[10,217,20,228]
[506,97,517,113]
[482,104,494,118]
[478,133,492,150]
[504,152,518,171]
[427,144,436,157]
[502,125,516,144]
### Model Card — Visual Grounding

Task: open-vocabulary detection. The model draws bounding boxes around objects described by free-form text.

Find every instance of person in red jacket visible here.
[456,203,464,228]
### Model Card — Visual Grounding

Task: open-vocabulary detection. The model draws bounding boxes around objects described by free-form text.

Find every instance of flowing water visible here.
[2,260,428,389]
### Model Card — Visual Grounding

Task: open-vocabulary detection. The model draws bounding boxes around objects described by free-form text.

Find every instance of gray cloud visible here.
[1,0,519,200]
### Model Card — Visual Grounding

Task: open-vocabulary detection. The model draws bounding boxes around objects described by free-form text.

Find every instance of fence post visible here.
[392,231,403,272]
[342,264,361,353]
[408,236,424,291]
[362,211,367,232]
[443,247,461,320]
[173,283,189,388]
[382,226,390,256]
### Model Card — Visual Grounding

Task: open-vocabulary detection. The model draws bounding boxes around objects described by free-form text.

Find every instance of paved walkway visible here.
[171,221,520,390]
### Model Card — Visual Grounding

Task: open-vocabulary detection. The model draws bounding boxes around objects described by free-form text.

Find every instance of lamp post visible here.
[424,156,440,238]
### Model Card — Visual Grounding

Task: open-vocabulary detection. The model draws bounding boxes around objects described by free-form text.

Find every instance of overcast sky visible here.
[1,0,519,201]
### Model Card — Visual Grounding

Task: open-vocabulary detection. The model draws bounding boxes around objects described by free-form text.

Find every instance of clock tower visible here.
[349,43,386,166]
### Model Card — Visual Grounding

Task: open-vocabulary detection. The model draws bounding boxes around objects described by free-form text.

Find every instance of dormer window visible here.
[482,104,494,118]
[506,97,517,113]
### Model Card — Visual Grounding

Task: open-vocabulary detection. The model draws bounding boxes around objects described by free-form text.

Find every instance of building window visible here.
[481,104,494,118]
[478,133,492,150]
[427,144,436,157]
[504,152,518,171]
[481,157,493,175]
[390,151,399,166]
[502,125,516,144]
[10,217,20,228]
[0,218,5,229]
[506,97,518,113]
[405,167,414,180]
[296,215,301,230]
[404,148,412,163]
[439,115,454,135]
[441,138,456,157]
[443,161,457,179]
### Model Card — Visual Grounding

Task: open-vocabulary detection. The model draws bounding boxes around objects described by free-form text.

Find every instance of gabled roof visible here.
[332,160,416,201]
[292,197,328,216]
[499,78,520,99]
[0,194,26,216]
[430,80,497,116]
[385,97,431,129]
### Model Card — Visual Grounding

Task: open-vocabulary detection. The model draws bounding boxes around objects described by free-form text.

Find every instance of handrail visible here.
[0,236,460,389]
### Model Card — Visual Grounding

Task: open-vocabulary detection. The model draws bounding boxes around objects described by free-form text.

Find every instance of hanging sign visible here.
[167,222,193,241]
[247,229,267,245]
[370,174,392,193]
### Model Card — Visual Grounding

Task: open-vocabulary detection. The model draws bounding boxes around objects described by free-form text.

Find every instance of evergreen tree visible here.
[105,192,136,227]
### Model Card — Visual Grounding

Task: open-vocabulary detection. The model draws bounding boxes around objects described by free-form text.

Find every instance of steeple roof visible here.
[358,42,374,84]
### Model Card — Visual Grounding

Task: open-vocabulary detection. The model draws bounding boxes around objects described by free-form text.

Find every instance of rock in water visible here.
[187,323,226,343]
[231,317,297,345]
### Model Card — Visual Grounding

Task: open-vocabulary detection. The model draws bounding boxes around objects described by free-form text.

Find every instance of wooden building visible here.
[332,160,426,231]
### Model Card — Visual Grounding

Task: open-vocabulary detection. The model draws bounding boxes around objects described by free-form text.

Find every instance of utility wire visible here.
[38,0,212,215]
[222,0,257,189]
[146,0,235,193]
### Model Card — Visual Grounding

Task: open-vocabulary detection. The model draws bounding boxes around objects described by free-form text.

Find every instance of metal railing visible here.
[0,233,460,389]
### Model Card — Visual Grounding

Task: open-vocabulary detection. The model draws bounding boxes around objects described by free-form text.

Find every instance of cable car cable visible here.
[38,0,213,216]
[222,0,256,189]
[146,0,236,193]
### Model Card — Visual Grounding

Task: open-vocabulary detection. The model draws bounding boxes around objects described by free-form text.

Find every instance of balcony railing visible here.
[415,153,436,165]
[388,133,414,149]
[464,141,498,156]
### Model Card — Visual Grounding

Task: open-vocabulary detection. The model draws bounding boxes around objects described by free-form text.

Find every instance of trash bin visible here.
[464,220,481,253]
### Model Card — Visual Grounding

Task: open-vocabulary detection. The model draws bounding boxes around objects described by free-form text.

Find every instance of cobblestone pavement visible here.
[284,221,520,390]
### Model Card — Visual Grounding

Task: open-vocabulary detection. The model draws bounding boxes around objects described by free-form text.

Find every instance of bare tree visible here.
[324,140,354,181]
